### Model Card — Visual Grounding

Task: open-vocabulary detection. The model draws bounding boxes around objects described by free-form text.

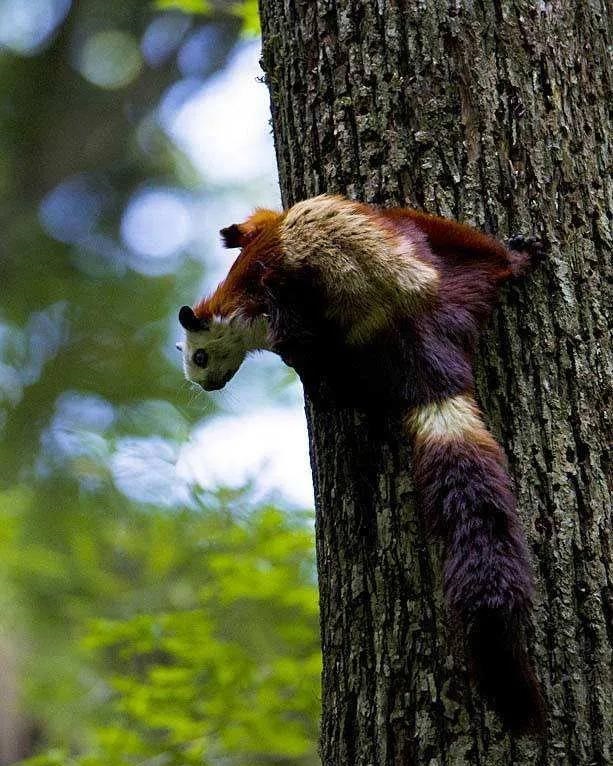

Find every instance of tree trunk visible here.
[259,1,612,764]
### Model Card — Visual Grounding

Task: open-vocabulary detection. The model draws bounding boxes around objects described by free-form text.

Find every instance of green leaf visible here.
[235,0,261,36]
[154,0,261,35]
[154,0,211,13]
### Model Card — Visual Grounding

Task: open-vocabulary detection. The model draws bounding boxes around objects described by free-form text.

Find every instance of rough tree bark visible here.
[259,1,611,764]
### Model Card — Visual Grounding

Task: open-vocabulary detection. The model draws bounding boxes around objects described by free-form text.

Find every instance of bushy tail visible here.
[406,394,544,734]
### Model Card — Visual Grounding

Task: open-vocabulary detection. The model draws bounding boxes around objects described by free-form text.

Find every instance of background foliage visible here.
[0,1,319,763]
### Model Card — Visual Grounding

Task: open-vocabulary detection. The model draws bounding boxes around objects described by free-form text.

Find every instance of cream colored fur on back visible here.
[280,195,439,343]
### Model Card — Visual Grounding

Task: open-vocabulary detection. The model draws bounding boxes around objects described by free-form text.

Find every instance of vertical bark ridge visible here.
[259,0,612,763]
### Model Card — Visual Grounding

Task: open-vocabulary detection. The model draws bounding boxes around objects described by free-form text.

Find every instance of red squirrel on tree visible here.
[178,194,545,733]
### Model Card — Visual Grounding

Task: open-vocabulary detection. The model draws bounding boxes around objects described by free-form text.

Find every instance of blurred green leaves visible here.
[76,508,319,765]
[156,0,213,11]
[0,0,317,764]
[7,493,320,765]
[155,0,261,35]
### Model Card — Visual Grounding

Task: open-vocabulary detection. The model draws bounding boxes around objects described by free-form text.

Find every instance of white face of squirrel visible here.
[177,306,270,391]
[178,321,248,391]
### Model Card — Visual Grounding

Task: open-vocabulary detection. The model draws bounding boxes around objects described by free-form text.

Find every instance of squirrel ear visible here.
[220,224,247,248]
[179,306,209,332]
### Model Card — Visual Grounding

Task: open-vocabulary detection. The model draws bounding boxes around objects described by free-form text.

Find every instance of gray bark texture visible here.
[258,1,612,764]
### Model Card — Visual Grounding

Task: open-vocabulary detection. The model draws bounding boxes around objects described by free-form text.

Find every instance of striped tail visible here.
[406,394,544,734]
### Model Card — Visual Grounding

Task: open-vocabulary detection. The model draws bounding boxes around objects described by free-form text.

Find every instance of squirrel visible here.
[178,194,545,733]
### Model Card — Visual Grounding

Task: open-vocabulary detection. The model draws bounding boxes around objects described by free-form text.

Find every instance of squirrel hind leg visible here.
[506,234,547,277]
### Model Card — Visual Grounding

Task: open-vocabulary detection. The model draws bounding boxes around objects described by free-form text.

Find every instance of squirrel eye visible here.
[192,349,208,368]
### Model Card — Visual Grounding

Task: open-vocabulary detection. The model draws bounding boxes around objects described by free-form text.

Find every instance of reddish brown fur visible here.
[383,207,513,276]
[194,209,285,320]
[196,202,524,323]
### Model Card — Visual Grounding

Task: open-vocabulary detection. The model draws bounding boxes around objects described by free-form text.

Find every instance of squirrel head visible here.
[178,306,269,391]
